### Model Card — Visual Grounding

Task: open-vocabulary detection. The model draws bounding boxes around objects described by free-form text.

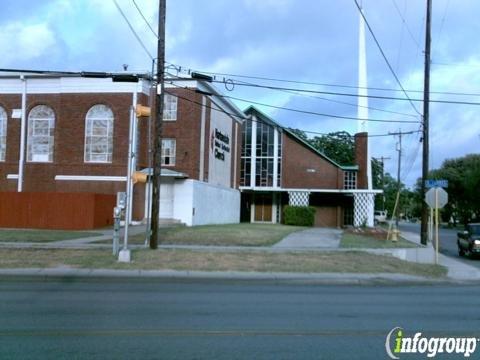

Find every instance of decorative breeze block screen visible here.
[288,191,310,206]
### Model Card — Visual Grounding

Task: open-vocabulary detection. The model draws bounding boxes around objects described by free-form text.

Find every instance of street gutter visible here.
[0,268,465,285]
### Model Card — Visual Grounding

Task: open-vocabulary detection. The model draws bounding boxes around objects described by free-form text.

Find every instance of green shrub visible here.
[283,206,316,226]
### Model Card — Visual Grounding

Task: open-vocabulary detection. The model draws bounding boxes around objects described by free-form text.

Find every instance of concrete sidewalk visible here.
[401,231,480,281]
[273,228,342,249]
[1,226,480,282]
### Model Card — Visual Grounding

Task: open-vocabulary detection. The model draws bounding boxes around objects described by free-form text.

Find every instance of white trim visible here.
[7,174,19,180]
[233,122,238,188]
[239,186,382,194]
[18,76,27,191]
[55,175,126,181]
[250,115,257,187]
[273,128,278,189]
[0,77,150,96]
[199,95,206,181]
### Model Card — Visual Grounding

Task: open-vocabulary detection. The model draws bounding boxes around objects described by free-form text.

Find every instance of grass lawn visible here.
[0,248,446,278]
[101,223,307,247]
[0,229,103,243]
[340,233,418,249]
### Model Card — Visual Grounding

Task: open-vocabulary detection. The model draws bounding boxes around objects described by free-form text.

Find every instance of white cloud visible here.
[243,0,293,15]
[0,22,56,65]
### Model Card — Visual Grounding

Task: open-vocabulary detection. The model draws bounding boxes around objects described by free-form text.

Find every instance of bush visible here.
[283,206,316,226]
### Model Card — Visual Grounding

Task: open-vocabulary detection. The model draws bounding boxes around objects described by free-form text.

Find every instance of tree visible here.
[382,173,415,220]
[288,128,309,142]
[289,129,356,165]
[309,131,355,165]
[427,154,480,224]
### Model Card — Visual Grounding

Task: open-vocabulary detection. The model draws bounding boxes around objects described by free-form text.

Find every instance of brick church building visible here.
[0,71,377,229]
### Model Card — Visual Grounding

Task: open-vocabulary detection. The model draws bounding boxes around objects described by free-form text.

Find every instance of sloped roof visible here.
[244,106,358,171]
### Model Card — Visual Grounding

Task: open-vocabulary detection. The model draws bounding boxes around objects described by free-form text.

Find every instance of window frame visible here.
[27,105,55,163]
[163,94,178,121]
[161,138,176,166]
[84,104,114,164]
[344,171,357,190]
[0,106,6,162]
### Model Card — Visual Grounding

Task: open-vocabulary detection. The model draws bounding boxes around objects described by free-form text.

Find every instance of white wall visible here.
[172,179,194,226]
[192,180,240,226]
[170,179,240,226]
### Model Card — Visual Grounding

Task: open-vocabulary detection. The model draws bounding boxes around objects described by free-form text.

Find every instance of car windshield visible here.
[468,225,480,235]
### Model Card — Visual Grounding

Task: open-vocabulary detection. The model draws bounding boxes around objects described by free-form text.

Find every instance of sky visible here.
[1,0,480,187]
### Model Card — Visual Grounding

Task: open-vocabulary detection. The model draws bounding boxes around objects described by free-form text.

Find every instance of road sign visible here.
[425,179,448,188]
[425,187,448,209]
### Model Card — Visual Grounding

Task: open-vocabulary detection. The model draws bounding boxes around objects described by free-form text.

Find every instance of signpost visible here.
[425,187,448,264]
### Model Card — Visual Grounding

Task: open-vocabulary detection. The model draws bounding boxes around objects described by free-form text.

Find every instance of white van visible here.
[374,210,387,224]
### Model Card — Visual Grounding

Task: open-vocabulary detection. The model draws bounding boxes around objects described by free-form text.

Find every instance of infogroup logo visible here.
[385,327,478,359]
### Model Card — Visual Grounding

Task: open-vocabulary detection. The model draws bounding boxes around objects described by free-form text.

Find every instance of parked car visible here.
[374,210,387,225]
[457,223,480,257]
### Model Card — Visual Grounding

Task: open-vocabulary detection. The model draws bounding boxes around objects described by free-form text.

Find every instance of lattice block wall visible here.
[353,193,375,227]
[288,191,310,206]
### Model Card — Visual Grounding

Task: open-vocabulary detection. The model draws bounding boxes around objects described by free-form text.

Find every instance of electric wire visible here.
[132,0,159,39]
[112,0,155,60]
[206,77,480,107]
[353,0,422,116]
[231,77,419,118]
[166,75,420,123]
[390,0,421,50]
[167,61,480,98]
[164,79,422,137]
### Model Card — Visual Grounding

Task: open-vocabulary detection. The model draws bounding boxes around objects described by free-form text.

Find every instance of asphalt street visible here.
[399,222,480,269]
[1,278,480,359]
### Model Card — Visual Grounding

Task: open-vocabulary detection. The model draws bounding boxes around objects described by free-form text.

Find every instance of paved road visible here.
[399,222,480,269]
[1,278,480,359]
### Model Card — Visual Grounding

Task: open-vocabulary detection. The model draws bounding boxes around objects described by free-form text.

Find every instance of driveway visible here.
[273,228,342,249]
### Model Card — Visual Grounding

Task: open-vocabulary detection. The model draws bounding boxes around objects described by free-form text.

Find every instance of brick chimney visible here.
[354,132,368,189]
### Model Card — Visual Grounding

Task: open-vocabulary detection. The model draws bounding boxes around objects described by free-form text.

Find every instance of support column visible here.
[353,192,375,227]
[250,116,257,187]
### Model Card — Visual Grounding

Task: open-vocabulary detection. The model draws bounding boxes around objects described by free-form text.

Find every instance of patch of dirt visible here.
[345,227,388,240]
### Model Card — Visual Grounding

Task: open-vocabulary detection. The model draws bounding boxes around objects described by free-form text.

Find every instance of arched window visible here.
[27,105,55,162]
[0,106,6,161]
[84,104,114,163]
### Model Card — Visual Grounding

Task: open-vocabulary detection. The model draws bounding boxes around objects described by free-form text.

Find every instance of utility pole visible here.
[389,129,403,229]
[150,0,166,249]
[420,0,432,245]
[395,130,402,228]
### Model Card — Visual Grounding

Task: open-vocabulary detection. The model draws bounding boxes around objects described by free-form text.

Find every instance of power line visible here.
[222,94,419,124]
[166,77,420,123]
[231,78,419,118]
[164,87,420,138]
[205,77,480,107]
[132,0,159,39]
[353,0,422,116]
[112,0,154,60]
[167,61,480,98]
[390,0,421,50]
[432,61,480,69]
[437,0,451,41]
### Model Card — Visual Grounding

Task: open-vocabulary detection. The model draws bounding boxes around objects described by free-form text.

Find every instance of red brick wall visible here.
[0,87,240,198]
[160,88,202,179]
[0,92,132,194]
[354,132,368,189]
[281,133,343,189]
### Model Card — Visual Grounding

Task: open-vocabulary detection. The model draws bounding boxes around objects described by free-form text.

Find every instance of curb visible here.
[0,268,464,285]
